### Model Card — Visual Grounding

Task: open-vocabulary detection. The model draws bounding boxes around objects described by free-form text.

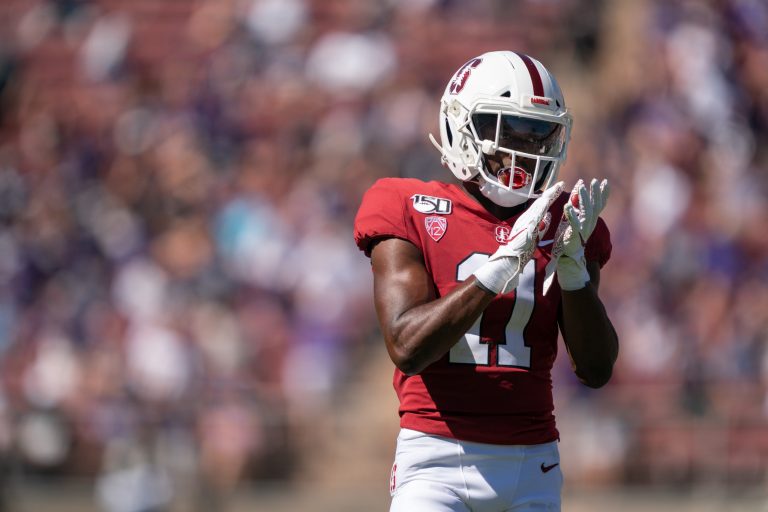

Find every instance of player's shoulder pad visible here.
[354,177,432,256]
[368,177,431,195]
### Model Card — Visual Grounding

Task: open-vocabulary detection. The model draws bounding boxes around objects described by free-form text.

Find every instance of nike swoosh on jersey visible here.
[538,239,554,247]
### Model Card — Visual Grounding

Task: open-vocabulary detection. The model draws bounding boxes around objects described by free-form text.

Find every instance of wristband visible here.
[473,257,520,295]
[556,254,590,291]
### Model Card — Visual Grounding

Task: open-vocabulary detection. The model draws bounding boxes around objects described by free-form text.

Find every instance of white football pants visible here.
[389,428,562,512]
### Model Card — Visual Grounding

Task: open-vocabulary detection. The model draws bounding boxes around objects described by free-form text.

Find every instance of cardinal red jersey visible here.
[354,178,611,445]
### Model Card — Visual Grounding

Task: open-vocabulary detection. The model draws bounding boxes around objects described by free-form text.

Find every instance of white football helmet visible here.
[429,51,572,207]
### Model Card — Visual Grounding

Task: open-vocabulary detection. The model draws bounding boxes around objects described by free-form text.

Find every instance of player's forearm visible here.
[385,278,494,376]
[559,284,618,388]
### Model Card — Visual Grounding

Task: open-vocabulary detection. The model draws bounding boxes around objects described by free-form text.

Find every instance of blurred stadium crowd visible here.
[0,0,766,510]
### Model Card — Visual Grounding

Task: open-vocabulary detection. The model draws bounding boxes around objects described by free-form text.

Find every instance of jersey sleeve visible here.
[585,217,612,268]
[353,178,422,257]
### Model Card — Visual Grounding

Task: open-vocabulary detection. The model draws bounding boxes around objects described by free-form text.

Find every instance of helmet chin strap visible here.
[477,178,530,207]
[474,155,531,207]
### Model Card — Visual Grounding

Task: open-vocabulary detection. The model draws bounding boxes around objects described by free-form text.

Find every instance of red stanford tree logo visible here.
[449,58,482,94]
[495,225,512,243]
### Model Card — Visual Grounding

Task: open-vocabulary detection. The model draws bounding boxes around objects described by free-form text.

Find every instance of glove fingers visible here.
[564,203,580,232]
[577,183,589,221]
[570,179,583,200]
[598,179,610,213]
[564,204,584,247]
[542,180,564,220]
[582,178,597,227]
[561,177,610,249]
[590,178,599,207]
[592,178,602,212]
[568,180,583,213]
[586,178,608,221]
[543,181,564,205]
[531,181,563,219]
[537,212,552,238]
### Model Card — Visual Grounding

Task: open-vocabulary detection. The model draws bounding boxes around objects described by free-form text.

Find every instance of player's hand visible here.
[473,181,564,294]
[551,178,610,291]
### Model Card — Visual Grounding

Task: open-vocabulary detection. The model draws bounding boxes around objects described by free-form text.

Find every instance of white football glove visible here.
[543,178,610,292]
[473,181,564,295]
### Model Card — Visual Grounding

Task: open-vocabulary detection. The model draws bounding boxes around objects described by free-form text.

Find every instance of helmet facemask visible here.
[468,107,569,207]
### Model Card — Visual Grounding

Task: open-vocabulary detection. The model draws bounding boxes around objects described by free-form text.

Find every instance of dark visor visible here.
[472,113,565,157]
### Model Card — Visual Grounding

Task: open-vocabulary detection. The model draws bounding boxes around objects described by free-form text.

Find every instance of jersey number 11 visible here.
[450,254,535,369]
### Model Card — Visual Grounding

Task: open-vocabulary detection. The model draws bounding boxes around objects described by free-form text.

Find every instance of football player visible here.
[354,51,618,511]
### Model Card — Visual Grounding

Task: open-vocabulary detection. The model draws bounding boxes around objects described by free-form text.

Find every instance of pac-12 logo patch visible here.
[425,216,447,242]
[411,194,452,214]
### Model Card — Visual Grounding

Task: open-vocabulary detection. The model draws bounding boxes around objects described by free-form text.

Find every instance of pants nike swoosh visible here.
[540,462,559,473]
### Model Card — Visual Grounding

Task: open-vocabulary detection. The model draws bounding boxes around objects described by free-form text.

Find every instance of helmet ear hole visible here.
[500,90,511,98]
[444,118,453,146]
